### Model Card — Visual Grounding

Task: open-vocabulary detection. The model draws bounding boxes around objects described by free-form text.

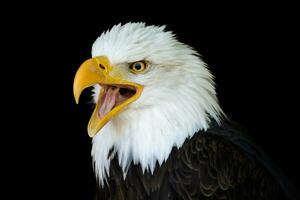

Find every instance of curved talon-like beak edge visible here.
[73,56,143,137]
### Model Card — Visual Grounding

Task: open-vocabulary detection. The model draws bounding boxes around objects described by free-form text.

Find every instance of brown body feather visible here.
[94,121,288,200]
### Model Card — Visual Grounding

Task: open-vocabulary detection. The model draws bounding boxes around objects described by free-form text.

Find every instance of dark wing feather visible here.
[94,120,298,200]
[168,127,281,200]
[209,121,300,200]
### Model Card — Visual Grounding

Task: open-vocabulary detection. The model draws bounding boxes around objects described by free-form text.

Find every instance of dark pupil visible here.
[134,63,142,70]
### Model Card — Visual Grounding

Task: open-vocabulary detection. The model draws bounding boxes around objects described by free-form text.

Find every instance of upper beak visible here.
[73,56,143,137]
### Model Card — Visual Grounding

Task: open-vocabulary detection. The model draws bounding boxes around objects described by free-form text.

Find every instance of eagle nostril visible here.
[99,64,106,70]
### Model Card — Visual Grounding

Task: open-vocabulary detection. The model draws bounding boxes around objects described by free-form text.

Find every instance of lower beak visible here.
[73,56,143,137]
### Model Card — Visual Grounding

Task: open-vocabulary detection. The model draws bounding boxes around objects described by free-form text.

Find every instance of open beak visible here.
[73,56,143,137]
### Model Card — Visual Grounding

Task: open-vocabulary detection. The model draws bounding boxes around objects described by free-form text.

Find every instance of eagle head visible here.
[73,22,224,185]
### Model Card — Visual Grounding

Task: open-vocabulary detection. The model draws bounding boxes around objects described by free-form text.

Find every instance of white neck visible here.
[91,74,224,186]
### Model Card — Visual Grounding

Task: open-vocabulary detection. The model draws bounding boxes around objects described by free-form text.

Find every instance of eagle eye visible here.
[129,61,148,74]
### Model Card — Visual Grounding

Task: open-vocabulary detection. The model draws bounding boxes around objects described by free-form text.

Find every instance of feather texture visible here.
[78,23,299,199]
[91,23,224,184]
[94,121,289,200]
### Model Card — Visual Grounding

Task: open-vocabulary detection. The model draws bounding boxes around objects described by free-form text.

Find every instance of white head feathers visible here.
[90,22,224,185]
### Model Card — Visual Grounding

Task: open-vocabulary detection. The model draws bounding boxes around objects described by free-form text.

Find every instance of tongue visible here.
[98,87,119,119]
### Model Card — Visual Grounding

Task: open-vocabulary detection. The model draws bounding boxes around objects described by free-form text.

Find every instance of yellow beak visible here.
[73,56,143,137]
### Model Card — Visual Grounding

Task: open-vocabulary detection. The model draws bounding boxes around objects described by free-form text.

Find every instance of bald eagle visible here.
[73,23,298,200]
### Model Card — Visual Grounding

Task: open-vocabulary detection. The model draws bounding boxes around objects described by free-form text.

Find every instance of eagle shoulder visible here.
[168,123,281,199]
[95,121,285,200]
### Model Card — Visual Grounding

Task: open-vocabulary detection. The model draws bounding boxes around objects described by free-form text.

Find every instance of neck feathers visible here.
[91,71,224,186]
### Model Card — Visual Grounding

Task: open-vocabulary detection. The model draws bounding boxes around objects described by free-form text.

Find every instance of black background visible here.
[4,2,299,199]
